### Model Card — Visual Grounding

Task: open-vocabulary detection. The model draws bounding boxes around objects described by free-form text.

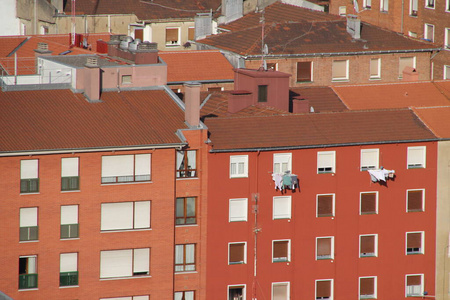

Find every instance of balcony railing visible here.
[60,272,78,286]
[19,273,38,289]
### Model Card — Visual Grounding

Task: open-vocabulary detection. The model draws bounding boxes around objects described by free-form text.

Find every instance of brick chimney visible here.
[292,97,310,113]
[184,81,201,127]
[34,43,52,73]
[228,90,253,113]
[84,57,101,102]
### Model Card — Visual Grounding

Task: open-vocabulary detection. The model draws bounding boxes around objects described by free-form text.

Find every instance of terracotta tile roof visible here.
[290,87,348,112]
[0,89,188,153]
[219,2,340,32]
[413,106,450,139]
[0,34,111,75]
[64,0,221,20]
[200,91,287,118]
[159,50,234,83]
[333,81,450,110]
[205,109,437,151]
[198,20,437,57]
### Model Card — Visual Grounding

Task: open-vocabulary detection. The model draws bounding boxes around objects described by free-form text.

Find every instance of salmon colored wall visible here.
[206,142,437,299]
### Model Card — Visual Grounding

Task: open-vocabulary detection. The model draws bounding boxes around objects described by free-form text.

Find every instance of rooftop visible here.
[413,106,450,139]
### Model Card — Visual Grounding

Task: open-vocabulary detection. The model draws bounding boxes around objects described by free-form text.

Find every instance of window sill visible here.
[20,192,40,195]
[368,77,381,81]
[360,254,376,257]
[407,209,424,213]
[101,181,152,186]
[166,44,181,47]
[19,240,39,243]
[424,6,435,9]
[406,252,424,255]
[19,288,38,292]
[176,177,198,181]
[331,79,349,82]
[316,257,333,260]
[61,189,80,193]
[59,285,79,289]
[229,262,245,265]
[60,237,80,241]
[296,80,313,83]
[230,176,249,179]
[317,214,334,218]
[272,259,289,263]
[229,220,247,222]
[101,228,152,233]
[407,166,425,169]
[174,271,197,275]
[175,224,198,227]
[360,212,377,215]
[100,275,151,281]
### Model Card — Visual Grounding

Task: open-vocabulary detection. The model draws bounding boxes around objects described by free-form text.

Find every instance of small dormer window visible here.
[258,85,268,102]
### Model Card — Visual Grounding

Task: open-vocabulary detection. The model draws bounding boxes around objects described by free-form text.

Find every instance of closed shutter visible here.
[360,277,374,295]
[407,233,422,248]
[318,195,333,216]
[133,248,149,275]
[370,59,379,77]
[166,28,179,43]
[408,190,423,211]
[60,253,77,272]
[297,62,312,82]
[273,241,288,259]
[135,154,151,178]
[407,275,421,286]
[21,160,38,179]
[229,243,244,263]
[61,205,78,225]
[102,155,133,178]
[361,149,379,169]
[229,198,247,222]
[361,193,376,213]
[317,238,331,257]
[273,283,288,300]
[188,27,195,40]
[134,201,150,229]
[20,207,38,227]
[316,280,331,298]
[100,249,133,278]
[408,147,424,167]
[61,157,79,176]
[332,60,347,79]
[273,196,291,219]
[101,202,133,230]
[360,235,375,253]
[318,152,335,171]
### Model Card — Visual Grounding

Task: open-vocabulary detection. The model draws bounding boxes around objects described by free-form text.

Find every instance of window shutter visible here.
[407,275,421,286]
[166,28,179,42]
[60,253,77,272]
[317,238,331,256]
[318,195,333,216]
[101,202,133,230]
[188,27,195,40]
[361,193,376,213]
[370,59,379,77]
[229,243,244,263]
[273,196,291,219]
[133,248,149,275]
[332,60,347,79]
[135,154,151,176]
[407,233,422,248]
[61,205,78,225]
[408,147,425,167]
[100,249,133,278]
[318,152,335,170]
[360,235,375,253]
[408,190,423,211]
[102,155,134,177]
[61,157,79,177]
[297,62,312,82]
[229,198,247,221]
[134,201,150,229]
[20,207,38,227]
[360,277,374,295]
[361,149,379,169]
[316,281,331,297]
[21,160,38,179]
[273,241,288,258]
[273,284,288,300]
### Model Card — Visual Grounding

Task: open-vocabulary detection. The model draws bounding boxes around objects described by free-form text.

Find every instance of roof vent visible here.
[129,39,141,51]
[37,42,49,51]
[137,42,158,51]
[119,36,133,50]
[86,57,98,67]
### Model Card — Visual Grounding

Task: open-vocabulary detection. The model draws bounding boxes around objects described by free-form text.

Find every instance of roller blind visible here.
[61,205,78,224]
[135,154,150,176]
[134,201,150,229]
[316,280,331,297]
[102,155,133,177]
[166,28,179,42]
[273,196,291,219]
[332,60,347,79]
[273,283,288,300]
[318,152,335,170]
[229,243,244,263]
[408,147,425,167]
[361,193,376,213]
[273,241,288,258]
[399,57,414,76]
[317,238,331,256]
[229,198,247,222]
[361,149,379,169]
[408,190,423,211]
[297,61,312,82]
[360,277,375,295]
[60,253,77,272]
[61,157,79,177]
[360,235,375,253]
[20,207,37,227]
[369,59,379,77]
[101,202,133,230]
[100,249,132,278]
[407,233,422,248]
[407,275,421,285]
[318,195,333,216]
[133,248,149,274]
[21,160,38,179]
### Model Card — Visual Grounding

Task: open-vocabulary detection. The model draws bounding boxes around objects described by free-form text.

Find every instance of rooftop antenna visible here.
[259,9,267,71]
[71,0,76,46]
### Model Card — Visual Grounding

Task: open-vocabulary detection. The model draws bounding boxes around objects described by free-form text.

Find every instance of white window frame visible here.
[360,149,379,171]
[369,58,381,79]
[316,194,335,217]
[339,6,347,16]
[272,282,290,300]
[406,189,425,212]
[101,201,151,231]
[405,274,424,297]
[316,236,335,260]
[228,285,246,300]
[61,157,79,191]
[363,0,372,9]
[317,151,336,174]
[273,153,292,174]
[407,146,426,169]
[425,0,434,9]
[359,276,377,299]
[20,207,38,242]
[100,248,150,279]
[61,205,79,239]
[446,0,450,12]
[272,239,291,263]
[445,65,450,79]
[359,191,379,215]
[380,0,389,11]
[332,60,349,81]
[410,0,418,15]
[228,242,247,265]
[230,155,249,178]
[359,234,378,257]
[315,279,334,300]
[406,231,425,255]
[101,154,151,184]
[60,252,78,274]
[424,23,435,42]
[229,198,248,222]
[165,27,181,46]
[273,196,292,220]
[445,28,450,50]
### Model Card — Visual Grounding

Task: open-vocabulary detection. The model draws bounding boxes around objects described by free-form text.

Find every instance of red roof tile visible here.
[289,87,348,112]
[413,106,450,139]
[0,89,187,153]
[205,109,436,151]
[333,81,450,110]
[159,50,234,82]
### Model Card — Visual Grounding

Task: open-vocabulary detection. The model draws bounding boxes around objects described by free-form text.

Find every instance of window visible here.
[406,231,424,254]
[229,242,246,264]
[424,24,435,42]
[445,28,450,50]
[101,297,149,300]
[230,155,248,178]
[445,65,450,79]
[40,25,48,35]
[359,277,377,299]
[100,248,149,278]
[407,146,426,168]
[273,153,292,174]
[410,0,418,15]
[267,63,278,71]
[361,149,379,170]
[228,285,245,300]
[399,57,416,78]
[425,0,434,8]
[360,192,378,214]
[258,85,268,102]
[272,282,290,300]
[19,256,37,289]
[406,274,424,296]
[122,75,132,84]
[188,27,195,41]
[360,234,378,257]
[166,27,180,45]
[380,0,389,11]
[363,0,372,9]
[332,60,349,81]
[317,194,334,217]
[297,62,313,82]
[101,201,151,231]
[369,59,381,79]
[61,205,79,239]
[61,157,79,191]
[229,198,248,222]
[134,28,143,41]
[316,279,333,300]
[20,159,39,193]
[20,207,38,241]
[175,244,195,272]
[60,253,78,287]
[447,0,450,11]
[316,237,334,260]
[273,196,291,219]
[176,197,196,225]
[175,291,194,300]
[317,151,335,174]
[407,189,424,212]
[339,6,347,15]
[101,154,151,183]
[409,31,418,38]
[176,150,197,178]
[273,240,290,262]
[208,87,223,92]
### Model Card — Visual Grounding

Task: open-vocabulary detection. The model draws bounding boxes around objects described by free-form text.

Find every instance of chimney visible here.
[134,42,159,64]
[228,90,253,113]
[402,66,419,82]
[292,97,310,113]
[83,57,101,102]
[346,14,361,39]
[34,43,53,73]
[184,81,201,127]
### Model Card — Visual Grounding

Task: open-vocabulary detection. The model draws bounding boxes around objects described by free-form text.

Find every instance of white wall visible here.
[0,0,22,35]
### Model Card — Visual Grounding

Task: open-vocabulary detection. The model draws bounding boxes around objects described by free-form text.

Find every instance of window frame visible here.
[273,196,292,220]
[410,0,418,15]
[19,207,38,242]
[176,150,197,178]
[273,153,292,174]
[176,197,197,225]
[272,282,290,300]
[407,146,426,169]
[272,239,291,263]
[258,85,268,102]
[359,234,378,257]
[447,0,450,12]
[296,61,313,82]
[230,155,249,178]
[175,244,196,272]
[360,149,379,171]
[424,23,435,42]
[405,274,424,297]
[359,276,377,299]
[101,201,151,231]
[380,0,389,12]
[60,252,78,287]
[61,205,79,239]
[331,60,349,81]
[229,198,248,222]
[175,291,195,300]
[369,58,381,79]
[316,236,334,260]
[228,285,246,300]
[100,248,150,279]
[445,28,450,50]
[425,0,434,9]
[316,194,335,218]
[339,6,347,16]
[363,0,372,9]
[19,255,38,290]
[360,192,378,215]
[406,231,424,255]
[101,154,151,184]
[228,242,247,265]
[407,189,425,212]
[315,279,334,300]
[317,151,336,174]
[445,65,450,80]
[61,157,80,191]
[20,159,39,194]
[165,27,181,46]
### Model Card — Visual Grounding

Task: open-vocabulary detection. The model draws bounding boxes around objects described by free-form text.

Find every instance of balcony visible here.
[19,274,38,289]
[60,272,78,287]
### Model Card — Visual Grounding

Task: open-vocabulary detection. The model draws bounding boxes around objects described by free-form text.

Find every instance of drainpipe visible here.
[401,0,404,33]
